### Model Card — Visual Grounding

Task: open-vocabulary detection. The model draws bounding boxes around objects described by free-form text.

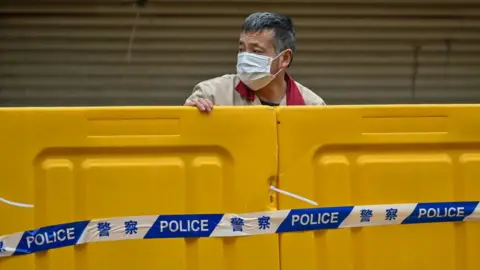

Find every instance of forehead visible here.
[239,30,275,48]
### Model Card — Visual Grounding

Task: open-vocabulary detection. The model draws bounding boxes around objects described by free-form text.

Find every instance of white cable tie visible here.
[269,186,318,206]
[0,197,34,208]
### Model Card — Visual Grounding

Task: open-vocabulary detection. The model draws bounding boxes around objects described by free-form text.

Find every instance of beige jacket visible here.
[185,73,326,106]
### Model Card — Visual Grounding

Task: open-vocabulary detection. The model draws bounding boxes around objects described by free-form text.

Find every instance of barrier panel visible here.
[3,105,480,270]
[0,107,279,270]
[277,105,480,270]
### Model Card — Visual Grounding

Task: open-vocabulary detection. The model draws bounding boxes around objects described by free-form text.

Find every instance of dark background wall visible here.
[1,0,479,106]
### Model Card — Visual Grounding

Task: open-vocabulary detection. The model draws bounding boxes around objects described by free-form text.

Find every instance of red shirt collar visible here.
[235,73,306,105]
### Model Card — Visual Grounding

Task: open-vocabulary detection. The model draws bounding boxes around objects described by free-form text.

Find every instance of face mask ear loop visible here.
[270,49,290,76]
[273,67,284,77]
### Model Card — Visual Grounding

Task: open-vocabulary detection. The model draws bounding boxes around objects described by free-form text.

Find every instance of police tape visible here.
[0,201,479,258]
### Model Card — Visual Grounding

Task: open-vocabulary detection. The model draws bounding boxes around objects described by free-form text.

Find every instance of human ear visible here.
[280,50,293,69]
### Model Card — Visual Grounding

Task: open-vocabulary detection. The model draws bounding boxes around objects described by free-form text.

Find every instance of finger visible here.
[194,100,207,111]
[204,99,214,110]
[197,99,212,112]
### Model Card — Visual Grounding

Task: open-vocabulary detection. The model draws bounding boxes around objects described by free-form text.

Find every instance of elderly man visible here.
[184,12,326,112]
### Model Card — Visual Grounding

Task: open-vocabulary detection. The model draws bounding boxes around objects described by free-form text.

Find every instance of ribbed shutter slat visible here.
[1,0,479,106]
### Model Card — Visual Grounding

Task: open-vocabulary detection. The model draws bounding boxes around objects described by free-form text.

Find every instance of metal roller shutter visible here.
[1,0,479,106]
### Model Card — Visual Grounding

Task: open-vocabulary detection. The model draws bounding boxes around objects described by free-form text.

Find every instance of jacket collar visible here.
[235,73,306,105]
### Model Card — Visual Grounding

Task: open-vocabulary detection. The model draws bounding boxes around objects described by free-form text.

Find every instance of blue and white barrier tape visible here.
[1,201,479,258]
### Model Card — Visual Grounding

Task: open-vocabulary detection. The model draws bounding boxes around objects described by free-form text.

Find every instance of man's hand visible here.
[184,98,214,112]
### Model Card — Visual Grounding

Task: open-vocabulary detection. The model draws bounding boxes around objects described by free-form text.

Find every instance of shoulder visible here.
[294,81,326,106]
[195,74,238,93]
[188,74,238,105]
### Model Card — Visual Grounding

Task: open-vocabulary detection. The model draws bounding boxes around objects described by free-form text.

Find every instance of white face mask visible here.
[236,51,284,91]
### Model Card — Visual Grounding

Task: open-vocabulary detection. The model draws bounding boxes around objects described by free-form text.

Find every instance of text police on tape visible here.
[418,207,465,218]
[159,219,209,233]
[27,228,75,248]
[292,212,339,226]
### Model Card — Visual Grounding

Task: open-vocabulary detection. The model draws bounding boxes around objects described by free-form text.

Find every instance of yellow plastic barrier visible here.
[2,105,480,270]
[277,105,480,270]
[0,107,279,270]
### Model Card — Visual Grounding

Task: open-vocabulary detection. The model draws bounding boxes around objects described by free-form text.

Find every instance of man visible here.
[184,12,326,112]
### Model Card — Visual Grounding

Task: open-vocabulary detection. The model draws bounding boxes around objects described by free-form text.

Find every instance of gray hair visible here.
[241,12,296,65]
